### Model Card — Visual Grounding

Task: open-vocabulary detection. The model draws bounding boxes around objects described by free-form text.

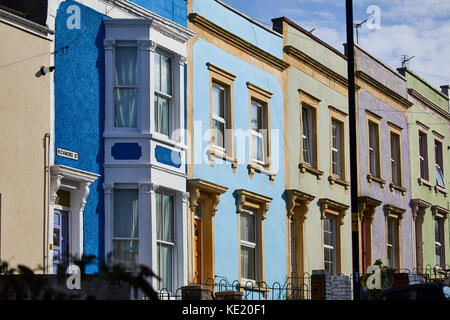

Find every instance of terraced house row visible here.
[0,0,448,298]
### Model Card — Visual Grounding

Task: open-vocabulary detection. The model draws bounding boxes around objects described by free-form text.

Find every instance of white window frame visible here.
[368,121,380,177]
[112,186,140,273]
[240,209,258,284]
[251,100,266,166]
[386,217,398,269]
[113,42,139,130]
[302,106,313,166]
[323,215,336,275]
[418,130,429,181]
[154,49,174,137]
[331,120,342,178]
[211,82,227,153]
[435,139,445,187]
[155,191,175,292]
[434,217,444,267]
[390,132,401,186]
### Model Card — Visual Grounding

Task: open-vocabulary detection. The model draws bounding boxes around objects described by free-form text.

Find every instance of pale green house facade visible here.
[398,68,450,271]
[272,18,352,279]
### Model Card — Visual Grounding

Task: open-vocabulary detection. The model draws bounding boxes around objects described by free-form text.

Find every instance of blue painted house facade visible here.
[48,0,192,292]
[186,0,289,292]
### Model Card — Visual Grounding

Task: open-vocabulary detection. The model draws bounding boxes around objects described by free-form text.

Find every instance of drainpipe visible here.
[43,133,50,273]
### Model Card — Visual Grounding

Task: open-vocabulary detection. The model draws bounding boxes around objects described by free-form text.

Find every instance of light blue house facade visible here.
[186,0,289,292]
[49,0,191,291]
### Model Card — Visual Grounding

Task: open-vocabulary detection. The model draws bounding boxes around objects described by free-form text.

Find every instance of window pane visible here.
[160,54,171,95]
[369,122,380,177]
[240,212,255,243]
[154,95,169,136]
[115,46,137,86]
[115,88,137,128]
[241,246,256,281]
[252,134,263,162]
[436,167,445,187]
[154,52,161,93]
[435,245,442,267]
[157,243,173,291]
[251,101,262,131]
[113,240,139,272]
[114,189,139,238]
[302,107,313,165]
[212,119,224,148]
[212,85,225,118]
[156,193,174,243]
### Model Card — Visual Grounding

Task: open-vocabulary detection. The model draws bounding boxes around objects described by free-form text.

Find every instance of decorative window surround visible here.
[431,205,449,220]
[384,204,405,269]
[367,174,386,188]
[207,63,237,171]
[187,179,228,283]
[285,189,315,279]
[235,189,272,287]
[388,122,404,190]
[434,185,448,197]
[318,198,349,225]
[299,163,324,181]
[366,111,382,181]
[247,82,275,182]
[329,106,348,184]
[418,177,433,191]
[49,165,100,274]
[299,90,320,173]
[318,198,348,275]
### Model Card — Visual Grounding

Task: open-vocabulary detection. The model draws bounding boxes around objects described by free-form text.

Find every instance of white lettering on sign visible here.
[57,148,79,161]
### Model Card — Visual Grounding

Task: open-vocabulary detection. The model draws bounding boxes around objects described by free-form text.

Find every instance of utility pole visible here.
[346,0,360,300]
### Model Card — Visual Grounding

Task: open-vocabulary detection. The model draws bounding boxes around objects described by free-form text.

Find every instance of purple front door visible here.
[53,210,69,273]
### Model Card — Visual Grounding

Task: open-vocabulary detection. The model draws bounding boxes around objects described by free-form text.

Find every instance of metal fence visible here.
[156,273,311,300]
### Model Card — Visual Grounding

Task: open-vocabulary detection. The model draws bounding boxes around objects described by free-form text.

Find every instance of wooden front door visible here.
[53,210,69,273]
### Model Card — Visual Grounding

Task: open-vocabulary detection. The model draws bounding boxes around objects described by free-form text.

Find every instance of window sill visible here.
[208,148,237,172]
[103,131,187,150]
[248,164,276,182]
[328,176,350,190]
[417,178,433,190]
[389,183,407,196]
[299,163,324,181]
[434,185,448,197]
[367,174,386,188]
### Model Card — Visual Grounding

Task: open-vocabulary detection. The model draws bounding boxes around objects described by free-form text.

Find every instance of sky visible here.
[222,0,450,91]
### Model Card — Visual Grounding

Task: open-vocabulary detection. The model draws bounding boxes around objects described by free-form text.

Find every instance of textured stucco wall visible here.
[357,90,413,270]
[191,37,286,285]
[287,68,352,276]
[132,0,187,27]
[54,1,107,273]
[405,71,450,268]
[0,21,51,269]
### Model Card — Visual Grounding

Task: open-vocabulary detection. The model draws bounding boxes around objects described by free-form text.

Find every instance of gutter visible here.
[0,8,54,36]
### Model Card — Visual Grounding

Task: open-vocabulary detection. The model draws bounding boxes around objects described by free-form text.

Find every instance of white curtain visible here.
[156,193,174,291]
[113,189,139,272]
[115,46,137,128]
